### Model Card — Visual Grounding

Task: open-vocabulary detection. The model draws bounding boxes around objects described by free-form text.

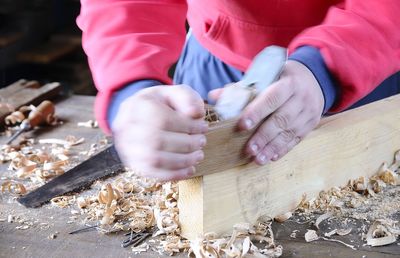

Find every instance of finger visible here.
[162,112,209,134]
[208,83,235,102]
[148,149,204,170]
[245,96,303,156]
[153,166,196,182]
[162,84,205,119]
[133,166,196,182]
[254,117,317,165]
[239,80,294,131]
[158,131,207,153]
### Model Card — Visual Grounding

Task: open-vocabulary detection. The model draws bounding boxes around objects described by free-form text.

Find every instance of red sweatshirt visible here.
[77,0,400,133]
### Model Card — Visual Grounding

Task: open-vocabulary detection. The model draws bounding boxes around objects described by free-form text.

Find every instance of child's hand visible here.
[111,85,208,181]
[239,60,324,164]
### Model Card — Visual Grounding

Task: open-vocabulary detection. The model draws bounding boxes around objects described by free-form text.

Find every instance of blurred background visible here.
[0,0,95,95]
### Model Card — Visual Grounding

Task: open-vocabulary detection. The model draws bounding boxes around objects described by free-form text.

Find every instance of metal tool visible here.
[69,224,99,235]
[6,100,55,145]
[17,145,125,208]
[214,46,287,120]
[122,230,152,248]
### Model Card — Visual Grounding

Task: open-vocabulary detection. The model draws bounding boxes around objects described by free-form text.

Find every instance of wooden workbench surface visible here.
[0,95,399,258]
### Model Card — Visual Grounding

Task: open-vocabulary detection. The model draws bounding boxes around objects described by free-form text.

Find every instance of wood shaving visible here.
[336,228,352,236]
[51,196,75,208]
[188,220,282,258]
[8,215,14,223]
[304,229,319,242]
[290,230,299,239]
[274,212,292,223]
[321,237,357,250]
[0,135,84,189]
[315,212,333,229]
[365,220,398,247]
[1,181,27,195]
[39,136,84,147]
[77,120,98,128]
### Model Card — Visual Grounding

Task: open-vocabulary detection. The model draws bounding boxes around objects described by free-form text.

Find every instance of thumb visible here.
[163,84,205,119]
[208,83,237,102]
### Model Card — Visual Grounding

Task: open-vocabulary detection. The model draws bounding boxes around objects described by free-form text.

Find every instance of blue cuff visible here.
[107,80,160,127]
[289,46,337,114]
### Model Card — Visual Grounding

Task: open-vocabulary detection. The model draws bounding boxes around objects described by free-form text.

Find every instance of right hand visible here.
[111,85,208,181]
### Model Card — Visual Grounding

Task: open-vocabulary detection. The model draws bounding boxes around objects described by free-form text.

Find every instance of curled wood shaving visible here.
[389,150,400,171]
[51,196,75,208]
[1,181,27,195]
[98,183,121,206]
[315,212,333,229]
[336,228,352,236]
[76,196,88,209]
[304,230,319,242]
[366,220,397,247]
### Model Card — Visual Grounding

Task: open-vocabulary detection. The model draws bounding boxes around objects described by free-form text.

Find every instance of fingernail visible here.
[199,136,207,147]
[257,154,267,165]
[244,119,254,130]
[272,154,279,161]
[196,151,204,162]
[250,143,259,154]
[188,166,196,175]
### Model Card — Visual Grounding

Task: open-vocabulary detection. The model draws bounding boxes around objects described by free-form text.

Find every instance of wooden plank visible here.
[194,119,255,176]
[179,94,400,239]
[0,80,62,127]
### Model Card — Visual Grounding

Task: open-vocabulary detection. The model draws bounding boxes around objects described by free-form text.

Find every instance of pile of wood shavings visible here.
[77,171,177,235]
[188,221,282,258]
[0,136,85,195]
[296,150,400,248]
[75,169,282,257]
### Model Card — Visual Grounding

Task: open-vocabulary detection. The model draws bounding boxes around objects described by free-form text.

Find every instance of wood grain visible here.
[179,94,400,239]
[194,119,255,176]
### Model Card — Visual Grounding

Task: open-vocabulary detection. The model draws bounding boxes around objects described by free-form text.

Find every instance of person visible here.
[77,1,400,181]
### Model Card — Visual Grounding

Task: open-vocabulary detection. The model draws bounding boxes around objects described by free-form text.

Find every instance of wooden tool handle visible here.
[27,100,55,127]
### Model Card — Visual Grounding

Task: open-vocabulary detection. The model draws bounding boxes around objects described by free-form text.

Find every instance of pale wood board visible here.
[179,94,400,239]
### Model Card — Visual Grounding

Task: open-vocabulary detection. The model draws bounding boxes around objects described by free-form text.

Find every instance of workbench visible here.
[0,95,399,258]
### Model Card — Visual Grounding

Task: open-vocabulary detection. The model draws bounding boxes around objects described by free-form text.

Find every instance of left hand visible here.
[241,60,324,164]
[211,60,325,165]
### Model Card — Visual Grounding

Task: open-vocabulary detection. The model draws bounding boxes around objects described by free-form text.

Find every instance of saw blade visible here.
[18,145,124,208]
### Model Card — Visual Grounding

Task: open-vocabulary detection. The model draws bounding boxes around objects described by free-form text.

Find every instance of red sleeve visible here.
[77,0,187,133]
[289,0,400,112]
